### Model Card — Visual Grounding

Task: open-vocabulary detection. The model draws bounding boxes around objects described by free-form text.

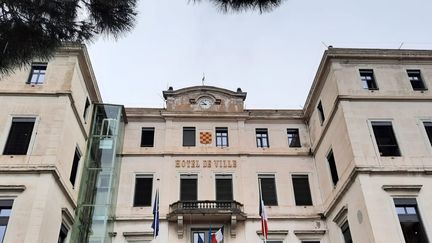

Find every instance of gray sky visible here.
[88,0,432,109]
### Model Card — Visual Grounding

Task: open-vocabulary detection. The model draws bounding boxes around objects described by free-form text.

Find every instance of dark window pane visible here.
[27,63,47,85]
[141,127,155,147]
[3,118,36,155]
[341,221,353,243]
[84,98,91,120]
[57,224,68,243]
[327,150,339,186]
[394,198,429,243]
[287,129,301,147]
[259,176,277,206]
[256,128,269,148]
[134,177,153,206]
[359,69,378,90]
[215,127,229,147]
[407,70,427,91]
[371,121,401,156]
[292,175,313,206]
[216,177,233,201]
[180,177,197,201]
[424,122,432,146]
[302,241,320,243]
[317,101,325,124]
[183,127,196,147]
[0,200,13,243]
[69,148,81,186]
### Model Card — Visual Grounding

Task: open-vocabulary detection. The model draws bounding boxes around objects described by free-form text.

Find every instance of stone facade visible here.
[1,46,432,243]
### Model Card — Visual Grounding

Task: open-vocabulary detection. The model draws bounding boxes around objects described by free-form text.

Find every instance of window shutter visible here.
[216,177,233,201]
[180,178,197,201]
[292,175,313,206]
[134,177,153,206]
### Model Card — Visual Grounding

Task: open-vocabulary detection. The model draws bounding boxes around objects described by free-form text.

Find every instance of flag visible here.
[211,226,224,243]
[259,195,268,240]
[151,189,159,237]
[208,225,212,243]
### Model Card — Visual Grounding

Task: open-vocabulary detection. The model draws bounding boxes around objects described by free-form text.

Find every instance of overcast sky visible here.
[87,0,432,109]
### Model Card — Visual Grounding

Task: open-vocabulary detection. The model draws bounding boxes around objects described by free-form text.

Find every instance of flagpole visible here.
[258,178,267,243]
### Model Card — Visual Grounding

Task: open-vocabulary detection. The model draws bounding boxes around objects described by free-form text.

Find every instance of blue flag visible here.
[208,225,212,243]
[151,189,159,237]
[198,234,204,243]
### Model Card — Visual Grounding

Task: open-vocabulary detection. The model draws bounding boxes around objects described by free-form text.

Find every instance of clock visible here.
[198,97,214,109]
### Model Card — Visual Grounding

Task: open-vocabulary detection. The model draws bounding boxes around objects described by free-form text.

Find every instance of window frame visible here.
[215,127,229,148]
[317,101,325,125]
[133,174,153,207]
[370,120,402,157]
[359,69,379,90]
[183,127,196,147]
[69,146,82,187]
[393,198,429,243]
[215,174,233,201]
[326,148,339,187]
[287,128,301,148]
[407,69,427,91]
[256,128,270,148]
[83,98,91,121]
[180,174,198,201]
[421,120,432,148]
[2,116,38,156]
[141,127,155,147]
[0,199,14,243]
[27,63,47,85]
[291,174,313,206]
[258,174,278,206]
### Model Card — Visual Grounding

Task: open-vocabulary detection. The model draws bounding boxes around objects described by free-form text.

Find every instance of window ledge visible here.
[293,229,326,236]
[382,185,422,192]
[0,185,26,192]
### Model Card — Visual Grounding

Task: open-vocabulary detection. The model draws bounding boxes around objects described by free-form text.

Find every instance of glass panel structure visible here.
[71,104,126,243]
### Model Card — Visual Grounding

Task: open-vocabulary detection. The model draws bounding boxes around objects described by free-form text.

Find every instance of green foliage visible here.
[203,0,282,12]
[0,0,137,74]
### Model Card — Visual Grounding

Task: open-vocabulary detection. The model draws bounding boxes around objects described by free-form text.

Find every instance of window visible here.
[183,127,196,147]
[180,174,197,201]
[341,221,353,243]
[317,101,325,124]
[141,127,155,147]
[83,98,90,120]
[27,63,47,85]
[302,241,320,243]
[216,175,233,201]
[359,69,378,90]
[407,70,427,91]
[394,198,429,243]
[215,127,229,147]
[57,224,68,243]
[259,175,278,206]
[292,175,313,206]
[371,121,401,156]
[256,128,269,148]
[69,148,81,186]
[133,175,153,206]
[0,200,13,243]
[424,122,432,146]
[287,129,301,147]
[3,117,36,155]
[327,149,339,186]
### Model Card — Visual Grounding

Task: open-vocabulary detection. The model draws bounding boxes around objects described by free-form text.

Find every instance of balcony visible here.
[168,200,246,238]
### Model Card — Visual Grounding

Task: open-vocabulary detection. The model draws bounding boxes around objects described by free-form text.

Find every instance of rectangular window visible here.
[359,69,378,90]
[215,127,229,147]
[341,221,353,243]
[57,224,68,243]
[141,127,155,147]
[424,121,432,146]
[27,63,47,85]
[292,175,313,206]
[301,241,320,243]
[407,70,427,91]
[287,128,301,147]
[0,200,13,243]
[69,148,81,186]
[371,121,401,156]
[394,198,429,243]
[183,127,196,147]
[3,117,36,155]
[259,175,278,206]
[83,98,90,120]
[180,175,197,201]
[317,101,325,124]
[256,128,269,148]
[133,175,153,207]
[327,149,339,186]
[216,175,233,201]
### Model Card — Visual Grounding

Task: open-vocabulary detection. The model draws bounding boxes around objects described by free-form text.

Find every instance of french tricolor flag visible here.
[211,226,224,243]
[259,195,268,240]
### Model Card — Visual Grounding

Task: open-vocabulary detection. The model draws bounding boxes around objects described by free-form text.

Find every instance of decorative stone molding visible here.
[256,230,289,240]
[333,205,348,227]
[382,185,422,192]
[123,231,153,241]
[61,208,75,230]
[231,215,237,238]
[177,215,184,238]
[0,185,26,192]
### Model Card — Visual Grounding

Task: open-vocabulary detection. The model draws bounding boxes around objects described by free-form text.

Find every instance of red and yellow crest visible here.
[200,132,212,144]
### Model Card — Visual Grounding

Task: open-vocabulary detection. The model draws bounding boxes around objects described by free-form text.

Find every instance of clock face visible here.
[198,97,213,109]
